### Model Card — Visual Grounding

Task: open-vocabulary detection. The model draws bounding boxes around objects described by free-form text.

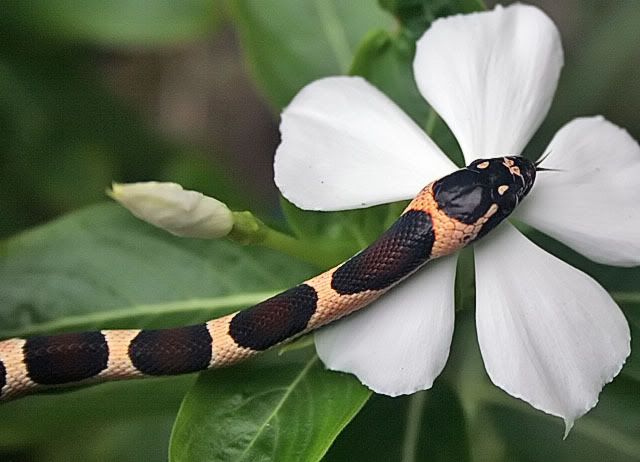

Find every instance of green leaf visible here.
[170,348,370,462]
[378,0,485,40]
[0,203,319,457]
[524,2,640,160]
[228,0,393,108]
[0,203,315,338]
[326,382,470,461]
[482,377,640,462]
[0,376,193,461]
[621,308,640,382]
[2,0,221,47]
[0,44,176,237]
[544,2,640,134]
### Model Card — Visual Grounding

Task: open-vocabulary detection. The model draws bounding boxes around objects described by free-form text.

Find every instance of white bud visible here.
[108,182,234,239]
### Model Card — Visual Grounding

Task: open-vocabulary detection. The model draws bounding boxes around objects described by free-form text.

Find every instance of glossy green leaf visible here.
[0,376,193,462]
[228,0,393,109]
[0,203,315,339]
[170,348,370,462]
[0,202,317,458]
[2,0,220,47]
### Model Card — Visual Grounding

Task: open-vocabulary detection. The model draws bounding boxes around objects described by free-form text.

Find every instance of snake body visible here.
[0,156,537,402]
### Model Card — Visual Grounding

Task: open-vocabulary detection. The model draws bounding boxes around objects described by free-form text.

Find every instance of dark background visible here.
[1,0,638,238]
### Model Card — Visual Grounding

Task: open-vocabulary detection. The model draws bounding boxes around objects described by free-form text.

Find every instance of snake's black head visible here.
[467,156,537,215]
[431,156,537,242]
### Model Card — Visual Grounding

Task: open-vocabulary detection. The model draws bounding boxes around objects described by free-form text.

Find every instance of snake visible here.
[0,156,538,402]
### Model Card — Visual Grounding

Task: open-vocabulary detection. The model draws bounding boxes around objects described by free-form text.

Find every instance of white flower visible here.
[274,4,639,432]
[109,182,233,239]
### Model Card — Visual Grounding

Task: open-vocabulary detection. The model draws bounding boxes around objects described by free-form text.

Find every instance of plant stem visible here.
[261,227,339,268]
[402,391,428,462]
[424,107,439,135]
[228,211,342,268]
[612,292,640,305]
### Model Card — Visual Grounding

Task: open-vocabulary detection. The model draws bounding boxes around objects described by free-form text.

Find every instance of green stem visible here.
[228,211,342,268]
[261,227,338,268]
[424,107,439,136]
[402,391,428,462]
[314,0,352,72]
[612,292,640,305]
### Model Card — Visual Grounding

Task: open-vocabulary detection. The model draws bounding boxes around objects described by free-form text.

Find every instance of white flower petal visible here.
[414,4,563,162]
[274,76,457,211]
[474,223,630,432]
[315,255,457,396]
[515,116,640,266]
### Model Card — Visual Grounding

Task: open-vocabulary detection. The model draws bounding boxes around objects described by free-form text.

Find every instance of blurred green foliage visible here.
[0,0,638,461]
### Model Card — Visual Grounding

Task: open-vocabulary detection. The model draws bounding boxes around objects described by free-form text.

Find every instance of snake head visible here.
[467,156,537,215]
[430,156,537,243]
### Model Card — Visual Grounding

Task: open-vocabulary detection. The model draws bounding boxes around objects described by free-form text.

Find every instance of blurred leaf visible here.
[160,153,254,213]
[0,47,172,236]
[228,0,393,109]
[325,382,470,461]
[548,1,640,125]
[0,203,315,338]
[2,0,220,47]
[378,0,485,39]
[621,308,640,382]
[482,377,640,462]
[0,376,193,462]
[170,349,370,462]
[527,1,640,158]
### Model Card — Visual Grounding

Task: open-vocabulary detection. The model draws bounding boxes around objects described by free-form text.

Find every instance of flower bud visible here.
[108,182,233,239]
